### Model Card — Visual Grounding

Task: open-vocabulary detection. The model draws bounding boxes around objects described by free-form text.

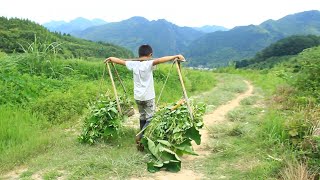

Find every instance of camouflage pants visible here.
[135,98,155,138]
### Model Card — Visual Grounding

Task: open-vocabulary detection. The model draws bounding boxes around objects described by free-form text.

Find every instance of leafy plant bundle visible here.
[78,94,132,144]
[142,101,206,172]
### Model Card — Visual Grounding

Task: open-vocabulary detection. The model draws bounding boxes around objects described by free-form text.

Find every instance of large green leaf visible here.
[186,126,201,145]
[174,140,198,155]
[143,137,160,159]
[159,146,181,162]
[162,160,181,172]
[147,162,161,173]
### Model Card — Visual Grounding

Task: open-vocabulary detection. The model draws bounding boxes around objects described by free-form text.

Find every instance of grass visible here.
[188,87,288,179]
[13,128,148,179]
[0,106,56,173]
[193,73,247,112]
[190,69,319,179]
[0,54,218,178]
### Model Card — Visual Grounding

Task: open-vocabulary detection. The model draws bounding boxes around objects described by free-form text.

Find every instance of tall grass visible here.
[0,106,54,173]
[280,161,314,180]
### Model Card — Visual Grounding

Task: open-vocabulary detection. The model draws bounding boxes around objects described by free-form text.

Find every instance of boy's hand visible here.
[104,57,116,63]
[104,57,126,66]
[175,55,186,62]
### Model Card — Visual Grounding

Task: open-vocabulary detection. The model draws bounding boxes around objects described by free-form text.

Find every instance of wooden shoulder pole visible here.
[106,62,122,115]
[175,61,194,120]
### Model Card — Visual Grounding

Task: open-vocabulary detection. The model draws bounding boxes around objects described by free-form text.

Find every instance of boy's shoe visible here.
[135,136,144,152]
[137,142,144,152]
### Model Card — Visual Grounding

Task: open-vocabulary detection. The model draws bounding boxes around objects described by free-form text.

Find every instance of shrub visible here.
[30,91,89,123]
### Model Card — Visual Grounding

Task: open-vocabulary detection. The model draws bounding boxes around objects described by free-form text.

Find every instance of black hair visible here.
[138,44,153,57]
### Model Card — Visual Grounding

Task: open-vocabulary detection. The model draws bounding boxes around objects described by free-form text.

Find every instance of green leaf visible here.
[289,129,299,137]
[147,162,161,173]
[159,146,181,162]
[157,140,172,147]
[186,126,201,145]
[162,160,181,172]
[174,140,198,155]
[144,137,160,159]
[109,107,118,114]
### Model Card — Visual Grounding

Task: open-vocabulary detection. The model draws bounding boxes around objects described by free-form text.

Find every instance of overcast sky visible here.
[0,0,319,28]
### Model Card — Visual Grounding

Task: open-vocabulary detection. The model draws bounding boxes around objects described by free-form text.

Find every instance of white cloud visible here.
[0,0,319,28]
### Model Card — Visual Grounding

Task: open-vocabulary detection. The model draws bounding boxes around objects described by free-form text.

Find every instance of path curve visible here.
[133,80,254,180]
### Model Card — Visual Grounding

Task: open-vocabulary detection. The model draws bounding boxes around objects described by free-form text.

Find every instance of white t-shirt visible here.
[126,60,155,101]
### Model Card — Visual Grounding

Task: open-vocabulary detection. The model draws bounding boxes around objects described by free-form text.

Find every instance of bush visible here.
[293,47,320,103]
[30,91,89,123]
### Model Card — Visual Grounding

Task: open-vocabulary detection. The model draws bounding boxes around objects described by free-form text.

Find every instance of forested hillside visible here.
[0,17,133,58]
[235,35,320,69]
[187,10,320,67]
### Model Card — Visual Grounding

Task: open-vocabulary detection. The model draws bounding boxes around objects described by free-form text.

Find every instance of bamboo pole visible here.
[175,61,194,120]
[106,62,122,115]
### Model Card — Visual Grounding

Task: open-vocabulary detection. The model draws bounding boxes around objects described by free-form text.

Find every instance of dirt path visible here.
[133,80,254,180]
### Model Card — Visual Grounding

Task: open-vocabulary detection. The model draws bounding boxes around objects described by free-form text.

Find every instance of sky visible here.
[0,0,319,29]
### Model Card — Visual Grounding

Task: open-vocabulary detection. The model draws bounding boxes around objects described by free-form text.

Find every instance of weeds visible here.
[280,161,315,180]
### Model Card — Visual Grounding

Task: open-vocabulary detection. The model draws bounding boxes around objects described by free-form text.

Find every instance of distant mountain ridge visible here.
[193,25,228,33]
[187,10,320,67]
[44,10,320,67]
[72,16,205,57]
[43,17,107,34]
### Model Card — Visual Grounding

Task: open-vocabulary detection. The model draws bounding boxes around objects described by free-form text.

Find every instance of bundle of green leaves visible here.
[78,94,132,144]
[142,101,206,172]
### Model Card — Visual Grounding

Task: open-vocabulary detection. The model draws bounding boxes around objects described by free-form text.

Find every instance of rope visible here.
[111,63,128,95]
[96,65,107,100]
[156,60,176,107]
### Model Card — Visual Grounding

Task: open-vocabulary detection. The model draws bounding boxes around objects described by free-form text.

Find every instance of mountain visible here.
[235,35,320,69]
[193,25,228,33]
[43,17,108,34]
[186,10,320,67]
[0,17,133,58]
[43,20,66,29]
[72,16,205,57]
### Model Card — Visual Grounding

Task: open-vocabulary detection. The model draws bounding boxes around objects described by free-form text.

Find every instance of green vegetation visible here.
[0,17,133,58]
[212,45,320,178]
[143,102,206,172]
[0,35,217,176]
[78,95,132,144]
[1,13,320,179]
[187,10,320,67]
[236,35,320,69]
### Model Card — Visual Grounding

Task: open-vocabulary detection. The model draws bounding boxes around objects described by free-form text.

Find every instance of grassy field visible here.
[1,48,319,179]
[1,71,248,179]
[0,53,217,176]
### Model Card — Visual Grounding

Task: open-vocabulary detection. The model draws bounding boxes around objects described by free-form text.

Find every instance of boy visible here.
[104,44,185,150]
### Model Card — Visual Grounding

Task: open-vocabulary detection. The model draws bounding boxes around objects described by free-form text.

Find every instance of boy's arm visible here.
[104,57,126,66]
[152,55,185,66]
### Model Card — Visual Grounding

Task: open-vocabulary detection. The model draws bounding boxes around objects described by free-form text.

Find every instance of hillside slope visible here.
[186,10,320,67]
[0,17,132,58]
[73,17,204,57]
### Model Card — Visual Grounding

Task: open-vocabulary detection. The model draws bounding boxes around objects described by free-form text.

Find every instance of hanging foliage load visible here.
[142,100,206,172]
[78,94,133,144]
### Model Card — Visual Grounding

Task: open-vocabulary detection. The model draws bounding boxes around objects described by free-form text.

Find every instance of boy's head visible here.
[138,44,153,57]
